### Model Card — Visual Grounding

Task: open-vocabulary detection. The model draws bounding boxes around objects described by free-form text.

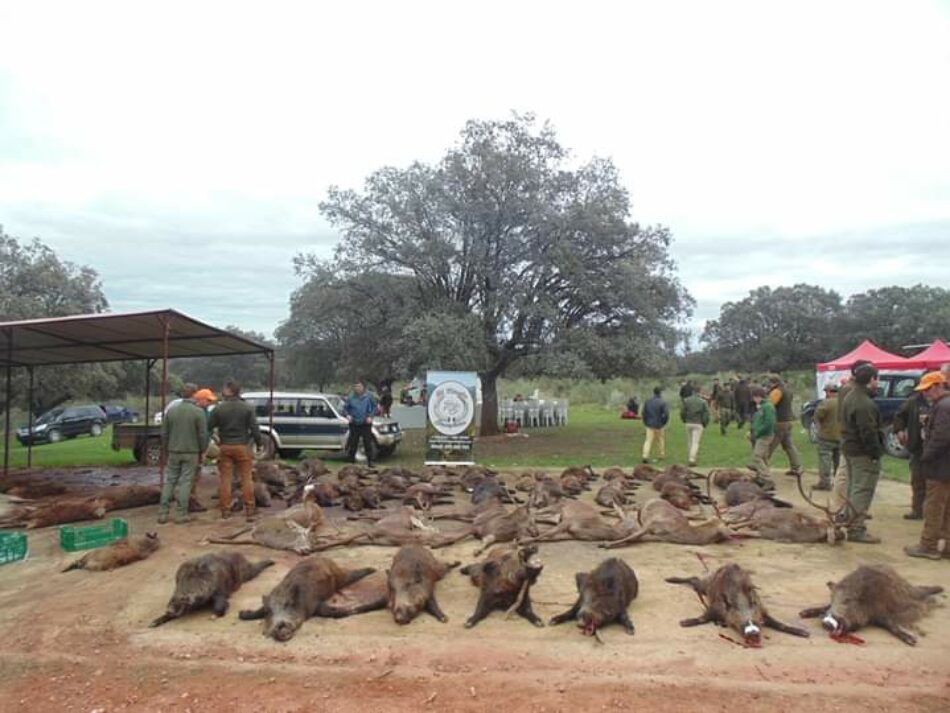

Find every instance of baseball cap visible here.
[914,371,947,392]
[194,388,217,402]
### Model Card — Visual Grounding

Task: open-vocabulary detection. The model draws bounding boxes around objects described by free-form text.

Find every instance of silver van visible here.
[242,391,402,460]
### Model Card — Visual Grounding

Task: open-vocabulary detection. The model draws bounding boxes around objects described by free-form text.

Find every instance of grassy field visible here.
[0,407,910,482]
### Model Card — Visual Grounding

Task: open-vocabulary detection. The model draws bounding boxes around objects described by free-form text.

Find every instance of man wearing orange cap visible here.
[905,371,950,560]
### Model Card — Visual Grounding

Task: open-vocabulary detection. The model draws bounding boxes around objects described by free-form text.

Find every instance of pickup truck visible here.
[799,370,922,458]
[112,423,163,465]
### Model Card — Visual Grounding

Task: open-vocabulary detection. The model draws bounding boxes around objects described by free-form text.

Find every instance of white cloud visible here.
[1,0,948,338]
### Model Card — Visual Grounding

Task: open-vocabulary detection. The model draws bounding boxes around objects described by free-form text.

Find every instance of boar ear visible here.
[574,573,588,592]
[826,581,836,591]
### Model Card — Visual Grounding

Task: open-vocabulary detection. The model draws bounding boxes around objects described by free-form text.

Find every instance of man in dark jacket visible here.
[830,359,874,514]
[733,377,752,428]
[718,379,736,435]
[641,387,669,463]
[893,388,931,519]
[839,364,883,543]
[209,378,262,521]
[344,380,378,466]
[904,371,950,559]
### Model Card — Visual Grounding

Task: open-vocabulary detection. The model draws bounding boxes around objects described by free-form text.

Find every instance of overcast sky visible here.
[1,1,948,342]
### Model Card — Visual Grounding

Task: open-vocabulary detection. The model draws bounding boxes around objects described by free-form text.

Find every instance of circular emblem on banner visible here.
[427,380,474,436]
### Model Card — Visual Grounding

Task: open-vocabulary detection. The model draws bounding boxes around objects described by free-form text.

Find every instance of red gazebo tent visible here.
[910,340,950,369]
[817,340,914,371]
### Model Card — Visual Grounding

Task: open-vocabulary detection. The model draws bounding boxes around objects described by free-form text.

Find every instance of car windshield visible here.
[34,409,63,425]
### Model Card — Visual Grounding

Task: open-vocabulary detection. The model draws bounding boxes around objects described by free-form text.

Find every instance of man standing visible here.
[839,364,883,544]
[748,385,775,488]
[766,374,803,477]
[641,387,669,463]
[709,378,722,424]
[812,383,841,491]
[718,379,736,435]
[344,380,378,467]
[904,371,950,560]
[188,388,217,511]
[733,376,752,428]
[829,359,874,513]
[680,385,710,467]
[893,384,931,520]
[159,390,208,524]
[209,378,262,522]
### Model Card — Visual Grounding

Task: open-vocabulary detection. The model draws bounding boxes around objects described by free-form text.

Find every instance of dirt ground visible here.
[0,465,948,713]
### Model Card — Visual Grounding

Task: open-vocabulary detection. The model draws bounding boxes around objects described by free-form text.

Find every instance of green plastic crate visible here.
[59,518,129,552]
[0,532,28,565]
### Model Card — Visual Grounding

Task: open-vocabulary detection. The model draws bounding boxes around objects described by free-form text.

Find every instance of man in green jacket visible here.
[839,364,883,543]
[748,385,775,488]
[829,359,873,513]
[680,385,710,467]
[813,383,841,491]
[159,395,209,524]
[209,378,263,521]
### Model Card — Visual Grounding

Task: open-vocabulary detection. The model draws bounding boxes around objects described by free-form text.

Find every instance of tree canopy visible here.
[0,227,114,414]
[301,114,693,432]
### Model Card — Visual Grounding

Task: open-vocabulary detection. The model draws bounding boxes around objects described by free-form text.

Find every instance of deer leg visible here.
[763,613,810,637]
[599,526,648,549]
[471,534,496,557]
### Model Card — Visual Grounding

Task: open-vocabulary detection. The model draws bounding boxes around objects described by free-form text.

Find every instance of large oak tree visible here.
[309,115,692,434]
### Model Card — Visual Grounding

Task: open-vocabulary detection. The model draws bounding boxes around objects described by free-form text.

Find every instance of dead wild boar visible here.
[550,558,638,638]
[63,532,160,572]
[150,552,273,627]
[666,563,809,646]
[461,544,544,628]
[387,545,460,624]
[239,557,375,641]
[799,564,944,645]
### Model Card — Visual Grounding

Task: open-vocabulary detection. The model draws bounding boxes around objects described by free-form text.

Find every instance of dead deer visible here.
[309,507,468,551]
[600,499,736,548]
[519,501,637,544]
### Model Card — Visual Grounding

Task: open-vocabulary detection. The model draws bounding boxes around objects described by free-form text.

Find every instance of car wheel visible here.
[48,428,63,444]
[254,435,278,461]
[90,422,104,437]
[882,424,909,459]
[376,444,395,459]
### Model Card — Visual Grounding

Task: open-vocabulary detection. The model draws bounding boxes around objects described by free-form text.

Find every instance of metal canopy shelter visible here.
[1,309,275,477]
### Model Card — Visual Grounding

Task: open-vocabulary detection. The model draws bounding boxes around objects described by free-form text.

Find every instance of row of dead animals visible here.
[67,536,943,647]
[203,482,851,557]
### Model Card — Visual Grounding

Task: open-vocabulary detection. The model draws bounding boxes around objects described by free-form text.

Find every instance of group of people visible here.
[159,378,380,524]
[640,362,950,555]
[641,374,802,473]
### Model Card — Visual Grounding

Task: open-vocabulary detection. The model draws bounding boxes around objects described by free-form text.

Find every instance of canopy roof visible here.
[0,309,272,368]
[817,339,914,372]
[910,339,950,370]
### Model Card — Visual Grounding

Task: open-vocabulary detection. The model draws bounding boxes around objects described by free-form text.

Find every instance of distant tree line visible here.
[688,283,950,374]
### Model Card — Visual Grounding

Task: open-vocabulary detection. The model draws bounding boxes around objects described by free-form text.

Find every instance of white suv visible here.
[242,391,403,460]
